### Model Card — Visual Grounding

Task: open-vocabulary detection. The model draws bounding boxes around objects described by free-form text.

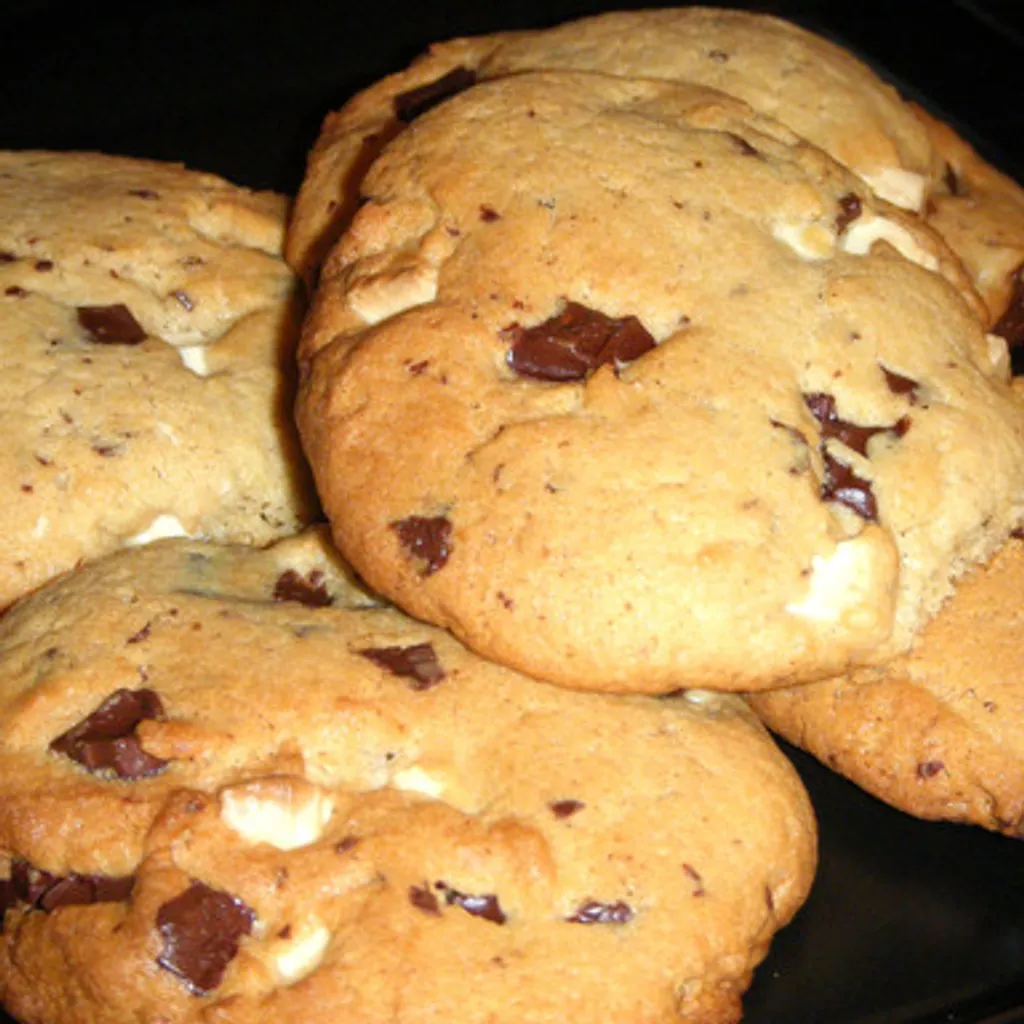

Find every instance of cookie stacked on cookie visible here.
[291,7,1024,835]
[3,7,1024,1024]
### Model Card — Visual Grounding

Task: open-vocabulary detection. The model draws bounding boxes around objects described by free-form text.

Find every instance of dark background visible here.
[3,2,1024,1022]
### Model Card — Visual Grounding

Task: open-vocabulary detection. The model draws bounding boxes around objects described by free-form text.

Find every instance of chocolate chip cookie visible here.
[748,534,1024,837]
[297,71,1024,693]
[287,6,939,285]
[911,104,1024,344]
[0,150,317,608]
[0,529,816,1024]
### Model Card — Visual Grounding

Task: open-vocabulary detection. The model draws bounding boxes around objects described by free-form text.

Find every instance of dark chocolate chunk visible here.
[7,859,133,913]
[391,515,452,575]
[820,451,878,521]
[0,251,16,262]
[479,204,500,222]
[804,392,906,456]
[409,884,441,916]
[273,568,332,607]
[992,265,1024,348]
[358,642,445,690]
[394,66,477,122]
[835,193,863,233]
[566,900,634,925]
[504,301,655,382]
[76,304,146,345]
[881,366,921,403]
[156,881,255,995]
[438,883,506,925]
[5,286,27,297]
[549,799,585,819]
[34,259,54,272]
[50,688,167,779]
[917,760,945,779]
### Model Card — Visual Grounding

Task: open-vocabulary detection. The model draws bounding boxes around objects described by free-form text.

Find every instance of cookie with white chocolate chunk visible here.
[0,150,317,608]
[287,6,941,284]
[0,529,816,1024]
[748,534,1024,837]
[297,70,1024,694]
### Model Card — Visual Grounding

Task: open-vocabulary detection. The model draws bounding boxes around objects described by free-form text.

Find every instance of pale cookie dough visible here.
[287,6,939,284]
[912,104,1024,343]
[297,72,1024,693]
[748,536,1024,837]
[0,529,816,1024]
[0,151,318,607]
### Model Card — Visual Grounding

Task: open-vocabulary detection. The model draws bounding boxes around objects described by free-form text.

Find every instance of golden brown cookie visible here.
[0,151,317,607]
[912,104,1024,343]
[287,6,939,285]
[297,71,1022,694]
[0,529,816,1024]
[748,536,1024,837]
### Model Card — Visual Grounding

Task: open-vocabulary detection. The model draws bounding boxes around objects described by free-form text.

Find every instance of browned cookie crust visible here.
[749,536,1024,836]
[0,530,816,1024]
[297,71,1023,694]
[287,6,940,286]
[912,104,1024,344]
[0,150,317,608]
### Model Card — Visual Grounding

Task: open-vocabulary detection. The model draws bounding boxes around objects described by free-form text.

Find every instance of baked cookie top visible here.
[912,105,1024,342]
[0,530,816,1024]
[0,151,317,606]
[287,6,938,283]
[297,72,1024,693]
[748,535,1024,837]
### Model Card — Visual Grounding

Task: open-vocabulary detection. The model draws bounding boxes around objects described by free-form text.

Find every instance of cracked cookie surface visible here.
[0,529,816,1024]
[287,6,939,283]
[748,535,1024,837]
[297,72,1024,693]
[0,150,317,607]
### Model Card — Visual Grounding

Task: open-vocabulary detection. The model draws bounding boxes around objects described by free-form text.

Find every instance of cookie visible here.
[297,70,1023,694]
[0,529,816,1024]
[287,6,938,284]
[748,534,1024,837]
[0,151,318,607]
[912,104,1024,343]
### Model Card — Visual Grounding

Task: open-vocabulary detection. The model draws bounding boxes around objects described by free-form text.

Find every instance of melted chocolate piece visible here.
[34,259,54,272]
[820,451,878,521]
[439,884,506,925]
[391,515,452,575]
[156,882,255,995]
[566,900,634,925]
[836,193,863,233]
[50,688,167,779]
[358,642,445,690]
[992,265,1024,348]
[6,859,133,914]
[273,568,332,607]
[76,304,146,344]
[549,799,585,819]
[504,302,656,382]
[804,393,907,456]
[0,251,16,263]
[917,760,945,779]
[881,366,921,403]
[394,67,477,122]
[409,884,441,916]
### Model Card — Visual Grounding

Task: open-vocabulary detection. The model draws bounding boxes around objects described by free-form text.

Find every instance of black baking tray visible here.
[3,2,1024,1022]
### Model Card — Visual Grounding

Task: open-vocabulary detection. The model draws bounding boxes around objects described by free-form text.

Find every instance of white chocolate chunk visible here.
[177,344,211,377]
[220,775,333,851]
[391,765,446,799]
[860,168,927,211]
[272,921,330,985]
[786,537,880,624]
[840,215,938,271]
[348,267,438,326]
[772,220,836,261]
[124,513,190,546]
